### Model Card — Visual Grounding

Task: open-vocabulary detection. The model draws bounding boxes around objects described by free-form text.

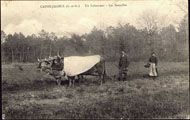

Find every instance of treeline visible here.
[1,15,188,63]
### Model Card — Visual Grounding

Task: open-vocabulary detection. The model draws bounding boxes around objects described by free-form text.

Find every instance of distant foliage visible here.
[1,15,188,63]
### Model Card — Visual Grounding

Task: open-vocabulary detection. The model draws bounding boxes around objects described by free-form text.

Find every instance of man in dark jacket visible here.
[51,57,63,71]
[119,50,129,81]
[50,56,64,85]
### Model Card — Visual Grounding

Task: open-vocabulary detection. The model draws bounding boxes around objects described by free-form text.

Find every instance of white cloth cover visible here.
[64,55,101,76]
[149,63,157,77]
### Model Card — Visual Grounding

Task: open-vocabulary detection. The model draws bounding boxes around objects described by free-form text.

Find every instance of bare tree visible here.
[137,9,164,52]
[178,14,189,56]
[171,0,188,14]
[173,0,188,52]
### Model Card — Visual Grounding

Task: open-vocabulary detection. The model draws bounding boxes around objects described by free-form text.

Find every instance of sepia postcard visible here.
[1,0,189,119]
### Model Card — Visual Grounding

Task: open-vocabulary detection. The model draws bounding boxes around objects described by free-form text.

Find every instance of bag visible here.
[144,63,150,68]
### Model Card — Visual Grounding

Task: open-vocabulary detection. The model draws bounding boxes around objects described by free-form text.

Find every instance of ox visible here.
[37,55,106,87]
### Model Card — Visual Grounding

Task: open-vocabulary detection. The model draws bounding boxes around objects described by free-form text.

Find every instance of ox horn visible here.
[37,58,41,62]
[49,56,52,61]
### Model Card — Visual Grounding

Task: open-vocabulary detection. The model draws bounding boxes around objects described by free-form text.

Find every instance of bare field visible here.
[2,62,189,119]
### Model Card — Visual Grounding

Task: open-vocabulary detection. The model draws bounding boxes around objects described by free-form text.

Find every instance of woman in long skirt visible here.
[148,52,158,79]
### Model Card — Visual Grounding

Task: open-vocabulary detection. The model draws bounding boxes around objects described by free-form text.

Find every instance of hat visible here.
[121,50,126,53]
[57,56,61,62]
[144,63,150,68]
[151,52,156,55]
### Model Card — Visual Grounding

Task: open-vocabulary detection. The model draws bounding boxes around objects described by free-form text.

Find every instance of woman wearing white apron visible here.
[148,52,158,79]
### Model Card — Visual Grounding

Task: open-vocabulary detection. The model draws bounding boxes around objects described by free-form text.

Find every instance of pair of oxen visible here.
[37,55,106,87]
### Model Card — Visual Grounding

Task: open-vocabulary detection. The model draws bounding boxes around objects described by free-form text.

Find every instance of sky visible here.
[1,0,187,37]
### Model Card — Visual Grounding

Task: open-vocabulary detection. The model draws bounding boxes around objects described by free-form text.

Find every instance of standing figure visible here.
[50,56,64,85]
[148,52,158,79]
[119,50,129,81]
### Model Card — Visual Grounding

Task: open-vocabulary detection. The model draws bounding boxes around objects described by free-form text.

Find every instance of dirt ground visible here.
[2,62,189,119]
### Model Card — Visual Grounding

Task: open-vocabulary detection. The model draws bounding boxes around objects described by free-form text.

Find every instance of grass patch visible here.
[2,62,189,119]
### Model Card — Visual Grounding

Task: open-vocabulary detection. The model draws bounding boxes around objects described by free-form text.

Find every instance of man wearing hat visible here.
[118,50,129,81]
